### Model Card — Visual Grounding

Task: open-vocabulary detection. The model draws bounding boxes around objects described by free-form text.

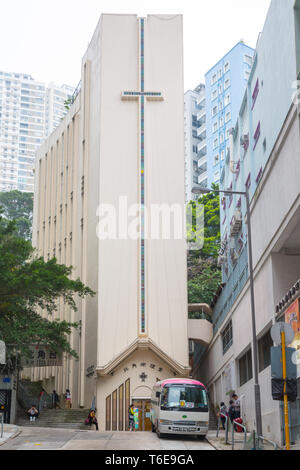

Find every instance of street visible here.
[0,426,215,451]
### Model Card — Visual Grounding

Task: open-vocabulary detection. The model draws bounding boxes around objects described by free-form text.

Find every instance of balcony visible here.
[197,124,206,138]
[197,155,207,168]
[197,141,207,156]
[188,304,213,347]
[197,110,206,122]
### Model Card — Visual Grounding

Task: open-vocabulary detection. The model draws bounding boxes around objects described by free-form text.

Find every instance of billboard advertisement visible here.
[285,298,300,378]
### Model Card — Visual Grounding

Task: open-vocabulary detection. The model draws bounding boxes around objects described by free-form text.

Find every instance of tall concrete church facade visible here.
[30,14,190,430]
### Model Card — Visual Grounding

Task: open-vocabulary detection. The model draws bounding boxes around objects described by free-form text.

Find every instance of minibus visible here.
[150,378,209,439]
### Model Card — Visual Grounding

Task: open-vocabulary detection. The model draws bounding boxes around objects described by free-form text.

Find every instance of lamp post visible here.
[192,185,263,437]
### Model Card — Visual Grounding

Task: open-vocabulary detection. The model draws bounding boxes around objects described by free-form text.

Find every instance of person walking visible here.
[219,402,228,430]
[27,405,39,422]
[65,389,72,409]
[128,403,135,431]
[228,400,235,423]
[52,390,60,409]
[87,409,99,430]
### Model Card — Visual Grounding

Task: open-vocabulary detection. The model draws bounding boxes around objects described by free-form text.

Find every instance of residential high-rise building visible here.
[0,70,74,193]
[205,42,255,186]
[184,84,206,202]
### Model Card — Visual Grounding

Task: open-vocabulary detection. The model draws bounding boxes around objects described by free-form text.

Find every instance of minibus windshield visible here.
[160,384,208,412]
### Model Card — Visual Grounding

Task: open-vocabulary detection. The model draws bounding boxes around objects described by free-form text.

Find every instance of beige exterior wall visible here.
[30,14,189,427]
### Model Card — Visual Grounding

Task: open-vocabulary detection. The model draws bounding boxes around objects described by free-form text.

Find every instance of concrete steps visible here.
[16,408,90,430]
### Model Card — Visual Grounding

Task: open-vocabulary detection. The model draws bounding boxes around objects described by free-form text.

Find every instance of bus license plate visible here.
[172,427,197,432]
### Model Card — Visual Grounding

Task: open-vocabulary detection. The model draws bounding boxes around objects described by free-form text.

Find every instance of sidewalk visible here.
[0,424,21,446]
[206,430,251,451]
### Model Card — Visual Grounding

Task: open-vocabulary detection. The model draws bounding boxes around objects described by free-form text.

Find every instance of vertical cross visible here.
[121,18,164,336]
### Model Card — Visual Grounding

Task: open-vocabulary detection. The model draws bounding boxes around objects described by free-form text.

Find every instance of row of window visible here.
[221,322,273,386]
[212,94,231,116]
[212,112,231,132]
[211,62,230,85]
[211,80,231,101]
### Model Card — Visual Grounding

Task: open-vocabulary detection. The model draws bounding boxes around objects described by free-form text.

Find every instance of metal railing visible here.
[231,419,247,450]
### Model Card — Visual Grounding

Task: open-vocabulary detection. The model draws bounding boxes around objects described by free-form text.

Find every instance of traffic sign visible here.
[271,322,294,346]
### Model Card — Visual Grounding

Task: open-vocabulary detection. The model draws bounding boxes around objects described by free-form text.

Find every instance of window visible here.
[224,94,230,106]
[211,89,217,101]
[211,74,217,85]
[258,330,273,372]
[221,150,225,160]
[214,170,220,182]
[224,61,230,73]
[239,348,253,386]
[218,69,222,79]
[218,84,223,95]
[244,54,253,66]
[214,154,220,165]
[213,121,218,133]
[219,101,223,111]
[225,111,231,123]
[213,137,219,149]
[252,78,259,109]
[222,321,233,354]
[212,106,218,117]
[253,121,261,150]
[220,133,224,144]
[219,116,224,127]
[224,79,230,90]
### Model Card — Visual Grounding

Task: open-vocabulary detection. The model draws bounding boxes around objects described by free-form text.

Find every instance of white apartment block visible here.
[184,84,206,203]
[0,70,74,193]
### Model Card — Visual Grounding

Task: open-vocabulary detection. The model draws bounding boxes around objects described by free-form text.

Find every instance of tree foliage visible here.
[0,190,33,240]
[187,184,222,309]
[0,208,95,366]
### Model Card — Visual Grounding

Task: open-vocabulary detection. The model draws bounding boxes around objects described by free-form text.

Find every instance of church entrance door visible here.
[132,399,152,431]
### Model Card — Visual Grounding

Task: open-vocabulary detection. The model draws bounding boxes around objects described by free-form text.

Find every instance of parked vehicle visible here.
[150,378,209,439]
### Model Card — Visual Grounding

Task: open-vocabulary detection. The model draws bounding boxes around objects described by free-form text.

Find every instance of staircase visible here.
[16,407,90,430]
[209,402,218,431]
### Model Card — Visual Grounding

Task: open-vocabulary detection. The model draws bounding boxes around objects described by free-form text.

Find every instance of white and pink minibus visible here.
[150,378,209,439]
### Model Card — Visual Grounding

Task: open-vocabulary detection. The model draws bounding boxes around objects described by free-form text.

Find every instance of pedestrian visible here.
[27,404,39,422]
[87,409,99,430]
[232,394,241,419]
[128,403,135,431]
[65,389,72,409]
[219,402,228,430]
[228,400,235,423]
[52,390,60,409]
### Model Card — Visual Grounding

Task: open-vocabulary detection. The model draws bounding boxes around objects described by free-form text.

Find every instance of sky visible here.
[0,0,271,91]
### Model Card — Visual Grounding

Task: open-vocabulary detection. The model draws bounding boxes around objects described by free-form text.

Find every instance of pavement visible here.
[0,423,22,446]
[0,424,286,450]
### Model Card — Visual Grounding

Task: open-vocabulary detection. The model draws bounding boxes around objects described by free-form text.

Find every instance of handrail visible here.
[216,412,229,444]
[257,435,278,450]
[232,418,247,450]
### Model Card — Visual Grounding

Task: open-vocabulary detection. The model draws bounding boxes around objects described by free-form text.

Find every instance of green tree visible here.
[0,190,33,240]
[0,209,95,368]
[187,184,221,309]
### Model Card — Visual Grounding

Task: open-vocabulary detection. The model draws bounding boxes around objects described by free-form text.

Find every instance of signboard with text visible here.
[21,345,62,368]
[285,298,300,378]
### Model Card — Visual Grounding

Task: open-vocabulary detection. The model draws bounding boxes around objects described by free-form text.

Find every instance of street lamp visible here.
[192,185,263,437]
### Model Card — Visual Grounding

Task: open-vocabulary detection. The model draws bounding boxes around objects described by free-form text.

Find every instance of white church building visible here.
[28,14,209,431]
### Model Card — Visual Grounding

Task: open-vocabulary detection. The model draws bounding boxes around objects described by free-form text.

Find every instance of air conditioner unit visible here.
[240,134,249,146]
[230,210,242,237]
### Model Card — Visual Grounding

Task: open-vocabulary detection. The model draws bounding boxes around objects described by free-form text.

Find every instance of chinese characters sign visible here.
[21,345,62,367]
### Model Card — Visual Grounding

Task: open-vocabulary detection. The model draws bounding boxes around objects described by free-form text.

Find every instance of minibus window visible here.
[160,385,208,412]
